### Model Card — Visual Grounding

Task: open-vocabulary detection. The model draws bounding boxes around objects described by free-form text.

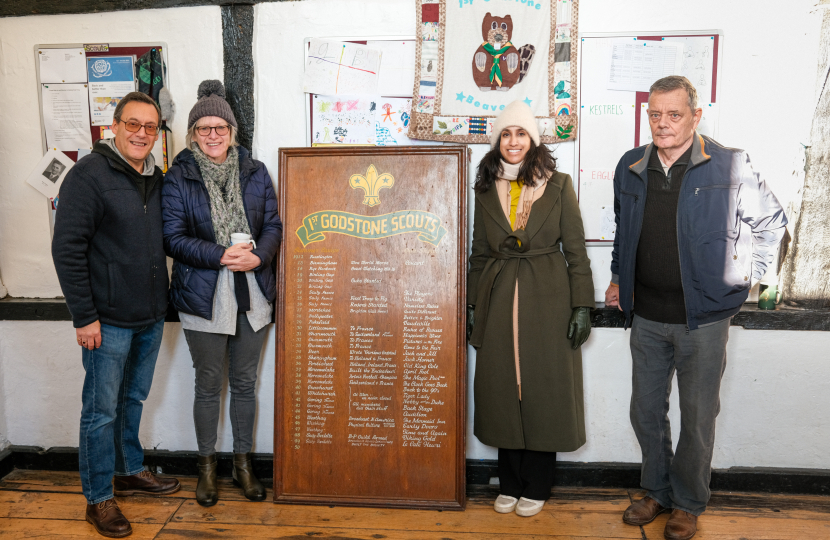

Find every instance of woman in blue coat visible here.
[162,80,282,507]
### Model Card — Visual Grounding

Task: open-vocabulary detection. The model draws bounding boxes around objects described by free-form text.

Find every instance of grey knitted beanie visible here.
[188,80,237,129]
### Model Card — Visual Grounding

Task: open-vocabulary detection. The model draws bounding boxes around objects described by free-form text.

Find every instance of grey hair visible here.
[649,76,699,112]
[185,123,239,150]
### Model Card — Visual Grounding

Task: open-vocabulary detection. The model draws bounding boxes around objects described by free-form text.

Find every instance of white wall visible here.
[1,320,828,469]
[0,0,827,469]
[0,6,224,298]
[0,321,274,456]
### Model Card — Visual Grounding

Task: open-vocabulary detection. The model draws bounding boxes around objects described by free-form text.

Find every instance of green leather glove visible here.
[567,307,592,350]
[466,305,475,342]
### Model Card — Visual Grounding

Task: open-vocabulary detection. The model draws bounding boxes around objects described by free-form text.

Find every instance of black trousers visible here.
[498,448,557,501]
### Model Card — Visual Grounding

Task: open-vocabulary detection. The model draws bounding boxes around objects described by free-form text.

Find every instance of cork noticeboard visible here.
[275,146,467,510]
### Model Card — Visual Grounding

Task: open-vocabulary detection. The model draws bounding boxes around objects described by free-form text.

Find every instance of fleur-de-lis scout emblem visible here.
[349,164,395,207]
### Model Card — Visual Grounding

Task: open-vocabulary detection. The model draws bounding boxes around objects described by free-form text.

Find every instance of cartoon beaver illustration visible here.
[472,13,536,92]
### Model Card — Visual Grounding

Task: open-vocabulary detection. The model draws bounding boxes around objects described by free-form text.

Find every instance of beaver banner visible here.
[275,146,467,509]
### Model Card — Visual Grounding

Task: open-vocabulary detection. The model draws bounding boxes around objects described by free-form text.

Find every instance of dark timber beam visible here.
[1,1,290,18]
[222,3,255,152]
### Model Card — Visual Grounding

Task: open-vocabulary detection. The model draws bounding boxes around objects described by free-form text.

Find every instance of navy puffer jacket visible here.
[162,146,283,319]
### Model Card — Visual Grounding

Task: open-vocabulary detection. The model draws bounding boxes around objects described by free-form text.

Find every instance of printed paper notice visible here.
[368,40,416,97]
[38,48,87,83]
[87,56,136,126]
[607,39,683,92]
[41,84,93,152]
[696,103,719,139]
[679,37,715,94]
[26,149,74,200]
[304,39,381,95]
[312,95,378,145]
[600,206,616,241]
[639,103,654,146]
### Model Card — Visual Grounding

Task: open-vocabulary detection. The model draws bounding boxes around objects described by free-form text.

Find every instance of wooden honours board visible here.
[275,146,467,509]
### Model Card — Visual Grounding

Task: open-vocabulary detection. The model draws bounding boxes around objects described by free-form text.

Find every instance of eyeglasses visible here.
[118,119,159,136]
[195,125,231,136]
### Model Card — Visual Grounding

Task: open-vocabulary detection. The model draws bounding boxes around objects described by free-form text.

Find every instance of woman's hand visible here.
[220,243,261,272]
[466,305,475,342]
[567,307,592,350]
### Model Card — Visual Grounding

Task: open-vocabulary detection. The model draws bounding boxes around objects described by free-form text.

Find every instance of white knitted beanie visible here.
[489,100,541,148]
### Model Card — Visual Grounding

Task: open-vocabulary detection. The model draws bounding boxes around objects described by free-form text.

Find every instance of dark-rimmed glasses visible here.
[195,125,231,136]
[118,119,159,136]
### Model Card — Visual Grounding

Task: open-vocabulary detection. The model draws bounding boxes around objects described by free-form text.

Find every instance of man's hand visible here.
[605,282,622,311]
[76,320,102,350]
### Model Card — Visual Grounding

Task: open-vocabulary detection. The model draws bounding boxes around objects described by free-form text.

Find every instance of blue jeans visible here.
[629,315,730,516]
[79,320,164,504]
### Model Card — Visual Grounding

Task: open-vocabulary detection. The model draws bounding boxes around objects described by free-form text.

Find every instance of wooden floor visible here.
[1,470,828,539]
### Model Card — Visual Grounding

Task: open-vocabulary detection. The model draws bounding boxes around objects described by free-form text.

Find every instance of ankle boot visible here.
[232,452,266,501]
[196,454,218,507]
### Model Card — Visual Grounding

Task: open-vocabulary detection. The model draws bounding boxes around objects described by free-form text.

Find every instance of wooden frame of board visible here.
[274,146,467,510]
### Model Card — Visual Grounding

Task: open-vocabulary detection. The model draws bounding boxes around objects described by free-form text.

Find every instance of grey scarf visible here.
[191,144,250,247]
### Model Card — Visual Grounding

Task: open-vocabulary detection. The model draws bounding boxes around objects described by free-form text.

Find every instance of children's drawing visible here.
[381,103,394,122]
[312,94,379,144]
[303,39,381,95]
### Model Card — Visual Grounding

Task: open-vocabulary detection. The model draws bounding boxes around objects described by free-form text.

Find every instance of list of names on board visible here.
[276,148,466,509]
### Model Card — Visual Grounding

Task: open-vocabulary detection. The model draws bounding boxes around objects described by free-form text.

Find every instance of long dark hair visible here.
[474,138,557,193]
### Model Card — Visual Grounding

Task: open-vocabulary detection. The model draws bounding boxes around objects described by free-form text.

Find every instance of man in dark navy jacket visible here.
[52,92,180,538]
[605,76,787,540]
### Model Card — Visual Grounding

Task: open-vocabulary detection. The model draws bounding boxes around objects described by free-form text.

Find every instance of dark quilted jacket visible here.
[162,147,283,319]
[52,146,168,329]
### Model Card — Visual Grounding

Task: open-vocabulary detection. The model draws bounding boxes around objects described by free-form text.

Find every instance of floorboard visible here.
[1,470,828,539]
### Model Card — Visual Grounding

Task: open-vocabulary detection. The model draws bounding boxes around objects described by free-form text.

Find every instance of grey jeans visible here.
[629,315,730,516]
[184,314,267,456]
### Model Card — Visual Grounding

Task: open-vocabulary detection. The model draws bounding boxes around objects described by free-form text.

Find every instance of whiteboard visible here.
[576,31,724,243]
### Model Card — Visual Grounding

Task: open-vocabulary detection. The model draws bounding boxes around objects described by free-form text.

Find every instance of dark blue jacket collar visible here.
[629,133,711,179]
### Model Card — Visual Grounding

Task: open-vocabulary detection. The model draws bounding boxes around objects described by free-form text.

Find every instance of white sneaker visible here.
[515,497,545,517]
[494,494,519,513]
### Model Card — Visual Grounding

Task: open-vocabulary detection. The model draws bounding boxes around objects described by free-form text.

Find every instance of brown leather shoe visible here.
[113,469,181,497]
[86,499,132,538]
[623,496,670,525]
[664,509,698,540]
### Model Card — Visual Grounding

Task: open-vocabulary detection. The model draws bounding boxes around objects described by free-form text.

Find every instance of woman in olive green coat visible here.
[468,101,595,517]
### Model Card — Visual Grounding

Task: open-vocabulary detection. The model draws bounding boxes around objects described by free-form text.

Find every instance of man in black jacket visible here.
[52,92,180,538]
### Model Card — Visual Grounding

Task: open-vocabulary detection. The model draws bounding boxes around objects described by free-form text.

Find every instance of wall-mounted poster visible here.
[407,0,579,144]
[87,56,136,126]
[275,146,467,510]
